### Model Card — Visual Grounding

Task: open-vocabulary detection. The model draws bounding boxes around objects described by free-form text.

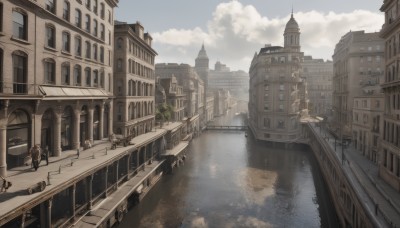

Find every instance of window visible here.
[279,93,284,101]
[0,3,3,32]
[85,67,91,86]
[100,23,105,40]
[45,25,55,48]
[108,10,111,23]
[62,32,70,52]
[264,103,269,111]
[100,71,104,88]
[74,65,81,86]
[75,36,81,56]
[367,56,372,62]
[85,41,91,58]
[44,59,55,84]
[85,14,90,32]
[279,104,284,111]
[93,19,98,37]
[13,11,27,40]
[85,0,90,9]
[376,56,381,62]
[100,3,105,19]
[264,84,269,91]
[63,1,70,21]
[108,30,111,45]
[12,51,27,94]
[117,38,123,49]
[117,59,123,71]
[93,0,97,14]
[100,46,104,63]
[278,120,285,129]
[92,44,97,60]
[45,0,56,13]
[93,70,98,87]
[75,9,81,28]
[61,63,70,85]
[280,84,284,91]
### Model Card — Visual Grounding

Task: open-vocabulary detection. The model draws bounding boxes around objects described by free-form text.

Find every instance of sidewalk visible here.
[311,123,400,227]
[0,129,166,219]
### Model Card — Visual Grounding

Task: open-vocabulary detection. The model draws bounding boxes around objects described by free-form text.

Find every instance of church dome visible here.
[285,13,299,31]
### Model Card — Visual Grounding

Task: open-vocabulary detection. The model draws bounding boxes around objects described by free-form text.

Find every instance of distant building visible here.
[205,93,215,123]
[332,31,384,139]
[248,12,305,143]
[302,56,333,116]
[213,89,231,117]
[208,61,249,101]
[194,44,209,129]
[113,21,157,137]
[379,0,400,191]
[0,0,118,176]
[155,63,203,135]
[157,76,186,122]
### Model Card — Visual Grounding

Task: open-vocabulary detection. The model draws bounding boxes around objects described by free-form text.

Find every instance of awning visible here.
[39,86,112,100]
[163,141,189,156]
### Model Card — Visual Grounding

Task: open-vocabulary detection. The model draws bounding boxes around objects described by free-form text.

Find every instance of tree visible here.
[156,103,173,125]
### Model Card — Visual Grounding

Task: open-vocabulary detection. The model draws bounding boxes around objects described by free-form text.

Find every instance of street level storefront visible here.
[0,96,113,176]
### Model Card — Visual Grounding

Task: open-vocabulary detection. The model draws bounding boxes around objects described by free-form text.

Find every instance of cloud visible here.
[152,1,383,71]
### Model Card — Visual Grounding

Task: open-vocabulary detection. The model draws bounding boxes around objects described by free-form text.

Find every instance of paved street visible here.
[311,123,400,227]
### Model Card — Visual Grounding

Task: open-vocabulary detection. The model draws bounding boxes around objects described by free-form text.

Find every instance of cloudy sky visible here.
[115,0,384,71]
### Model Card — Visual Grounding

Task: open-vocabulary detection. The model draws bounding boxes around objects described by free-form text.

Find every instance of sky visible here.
[115,0,384,72]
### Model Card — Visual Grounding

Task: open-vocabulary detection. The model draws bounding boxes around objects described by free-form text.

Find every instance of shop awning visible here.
[39,86,112,100]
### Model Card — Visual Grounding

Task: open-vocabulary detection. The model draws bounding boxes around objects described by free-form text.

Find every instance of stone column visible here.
[53,107,62,157]
[71,184,76,220]
[88,106,94,144]
[0,125,7,177]
[73,109,80,150]
[108,100,114,135]
[46,198,52,228]
[99,103,104,140]
[88,175,93,210]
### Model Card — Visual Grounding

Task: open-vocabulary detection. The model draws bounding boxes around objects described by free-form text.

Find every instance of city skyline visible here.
[116,0,383,71]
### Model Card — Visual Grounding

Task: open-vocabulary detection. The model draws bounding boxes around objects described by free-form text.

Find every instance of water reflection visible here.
[118,108,338,228]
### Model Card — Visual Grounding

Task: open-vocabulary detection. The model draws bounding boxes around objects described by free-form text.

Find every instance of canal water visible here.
[118,108,339,228]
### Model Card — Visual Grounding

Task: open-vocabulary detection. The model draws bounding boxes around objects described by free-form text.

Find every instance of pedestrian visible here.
[42,146,50,165]
[30,144,41,171]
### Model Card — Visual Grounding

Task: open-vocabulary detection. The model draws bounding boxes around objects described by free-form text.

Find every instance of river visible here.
[118,107,338,228]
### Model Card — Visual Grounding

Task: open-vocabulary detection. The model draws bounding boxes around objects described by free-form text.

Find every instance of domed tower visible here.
[284,11,301,52]
[195,43,209,84]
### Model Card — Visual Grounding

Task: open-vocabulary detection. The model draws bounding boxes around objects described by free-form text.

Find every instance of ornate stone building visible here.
[379,0,400,191]
[332,31,384,139]
[194,44,208,129]
[302,56,333,116]
[248,13,305,142]
[157,76,185,122]
[113,21,156,137]
[0,0,118,176]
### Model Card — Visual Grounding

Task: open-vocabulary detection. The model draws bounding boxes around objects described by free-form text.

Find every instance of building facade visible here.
[208,61,249,101]
[248,13,305,143]
[0,0,118,176]
[113,21,156,137]
[302,56,333,116]
[158,76,185,122]
[332,31,384,139]
[379,0,400,191]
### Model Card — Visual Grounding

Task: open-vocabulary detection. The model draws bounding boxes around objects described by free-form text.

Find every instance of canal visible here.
[118,108,339,227]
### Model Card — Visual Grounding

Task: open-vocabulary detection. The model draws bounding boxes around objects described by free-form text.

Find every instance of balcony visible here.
[0,82,41,98]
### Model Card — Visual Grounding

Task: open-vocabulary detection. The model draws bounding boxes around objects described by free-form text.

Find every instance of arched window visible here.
[92,44,97,60]
[61,62,70,85]
[100,70,105,88]
[62,31,70,52]
[75,9,81,28]
[116,37,123,49]
[93,19,97,36]
[93,69,98,87]
[100,23,105,40]
[85,41,91,58]
[117,79,123,96]
[85,14,90,32]
[85,0,90,9]
[74,36,81,56]
[100,3,105,19]
[63,1,70,21]
[74,65,81,86]
[99,46,104,63]
[13,10,27,40]
[45,0,56,14]
[117,58,123,71]
[85,67,91,86]
[45,24,55,48]
[93,0,98,13]
[44,58,55,84]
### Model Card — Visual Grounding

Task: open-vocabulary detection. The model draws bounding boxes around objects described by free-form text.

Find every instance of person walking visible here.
[30,145,41,171]
[42,146,50,165]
